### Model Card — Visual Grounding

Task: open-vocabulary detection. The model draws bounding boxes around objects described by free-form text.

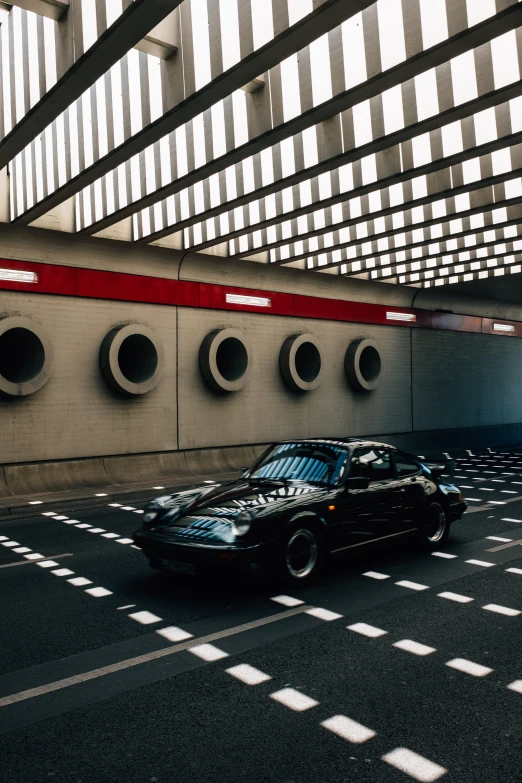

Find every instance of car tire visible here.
[416,502,450,550]
[277,520,325,586]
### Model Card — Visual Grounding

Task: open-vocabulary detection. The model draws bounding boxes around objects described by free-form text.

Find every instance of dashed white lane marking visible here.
[121,506,136,511]
[396,580,429,591]
[52,516,69,521]
[506,567,522,575]
[382,747,447,782]
[488,501,506,505]
[226,664,272,685]
[347,623,388,638]
[445,658,493,677]
[507,680,522,694]
[502,518,522,523]
[41,512,57,517]
[133,510,144,514]
[95,493,108,497]
[1,541,19,547]
[128,610,162,625]
[152,486,165,489]
[87,528,106,534]
[0,536,8,541]
[109,503,122,507]
[12,547,31,553]
[51,568,74,577]
[117,604,136,610]
[486,536,512,542]
[393,639,437,656]
[102,533,119,539]
[431,552,457,559]
[478,488,494,492]
[482,604,521,617]
[36,560,59,568]
[321,715,376,744]
[437,592,474,603]
[24,553,44,560]
[305,607,343,621]
[75,524,91,529]
[464,498,482,502]
[269,688,319,712]
[188,643,229,662]
[64,520,81,525]
[466,559,495,567]
[501,490,517,494]
[116,538,134,545]
[85,587,113,598]
[156,626,194,643]
[67,577,92,586]
[28,501,43,505]
[270,595,304,607]
[362,571,390,580]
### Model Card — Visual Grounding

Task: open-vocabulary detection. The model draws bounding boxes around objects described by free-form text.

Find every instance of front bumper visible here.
[449,500,467,521]
[132,529,274,573]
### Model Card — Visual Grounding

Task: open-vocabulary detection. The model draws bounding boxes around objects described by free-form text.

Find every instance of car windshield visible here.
[248,442,349,486]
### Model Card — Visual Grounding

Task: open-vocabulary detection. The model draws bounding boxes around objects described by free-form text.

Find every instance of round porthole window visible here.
[0,316,54,397]
[199,328,251,392]
[99,324,164,396]
[279,334,324,392]
[345,338,383,392]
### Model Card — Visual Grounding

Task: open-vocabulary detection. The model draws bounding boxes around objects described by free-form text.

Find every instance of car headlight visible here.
[231,511,254,537]
[143,510,158,523]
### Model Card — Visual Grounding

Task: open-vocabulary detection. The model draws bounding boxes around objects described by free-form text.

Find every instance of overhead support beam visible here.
[134,9,178,60]
[15,0,377,227]
[75,1,522,241]
[0,0,181,170]
[384,252,522,287]
[6,0,67,21]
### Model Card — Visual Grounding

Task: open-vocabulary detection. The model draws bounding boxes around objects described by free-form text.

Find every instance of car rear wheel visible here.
[278,521,324,585]
[416,502,450,549]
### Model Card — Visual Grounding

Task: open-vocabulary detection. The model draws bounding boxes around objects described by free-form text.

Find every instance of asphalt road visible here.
[2,450,522,783]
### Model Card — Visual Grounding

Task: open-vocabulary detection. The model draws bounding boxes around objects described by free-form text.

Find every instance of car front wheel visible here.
[279,521,324,585]
[416,502,450,549]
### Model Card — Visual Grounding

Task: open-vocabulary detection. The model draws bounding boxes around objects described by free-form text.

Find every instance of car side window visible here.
[395,452,421,478]
[350,448,394,483]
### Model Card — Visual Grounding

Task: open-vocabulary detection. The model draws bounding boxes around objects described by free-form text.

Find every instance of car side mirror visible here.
[240,467,249,478]
[346,476,370,490]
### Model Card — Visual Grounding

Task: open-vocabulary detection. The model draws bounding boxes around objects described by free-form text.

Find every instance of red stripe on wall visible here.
[0,258,521,338]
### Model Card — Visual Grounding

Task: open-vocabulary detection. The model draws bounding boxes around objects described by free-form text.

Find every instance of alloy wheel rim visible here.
[286,528,318,578]
[426,506,446,543]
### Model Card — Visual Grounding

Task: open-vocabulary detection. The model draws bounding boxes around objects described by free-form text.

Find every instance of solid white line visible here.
[305,607,343,621]
[362,571,390,580]
[321,715,376,744]
[502,518,522,523]
[437,592,474,603]
[128,610,163,625]
[396,580,429,591]
[188,644,229,662]
[269,688,318,712]
[156,626,193,642]
[0,553,72,570]
[117,604,136,610]
[466,559,495,567]
[347,622,387,638]
[85,587,113,598]
[225,664,271,685]
[482,603,521,617]
[506,567,522,575]
[445,658,493,677]
[507,680,522,694]
[270,595,304,607]
[431,552,457,559]
[382,748,447,782]
[393,639,436,656]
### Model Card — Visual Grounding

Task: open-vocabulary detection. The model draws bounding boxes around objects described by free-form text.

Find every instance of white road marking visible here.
[502,518,522,523]
[431,552,457,559]
[482,604,521,617]
[67,577,92,586]
[63,520,81,525]
[1,541,19,547]
[486,536,512,542]
[0,536,8,541]
[121,507,136,511]
[12,547,31,553]
[156,626,193,642]
[501,490,517,494]
[321,715,376,744]
[347,622,388,638]
[133,510,144,514]
[128,610,162,625]
[458,486,473,489]
[305,607,343,621]
[41,512,57,516]
[478,488,494,492]
[28,501,43,505]
[269,688,318,712]
[152,486,165,489]
[95,493,108,497]
[506,567,522,575]
[51,568,74,577]
[52,516,69,521]
[466,559,495,567]
[464,498,482,502]
[109,503,122,507]
[117,604,136,610]
[226,664,271,685]
[116,538,134,544]
[437,592,474,603]
[85,587,113,597]
[75,524,92,529]
[36,560,59,568]
[491,480,506,483]
[102,533,119,538]
[445,658,493,677]
[488,501,506,505]
[24,553,44,560]
[87,527,105,533]
[396,580,429,591]
[382,748,447,782]
[393,639,436,656]
[270,595,304,607]
[188,643,229,662]
[507,680,522,694]
[362,571,390,580]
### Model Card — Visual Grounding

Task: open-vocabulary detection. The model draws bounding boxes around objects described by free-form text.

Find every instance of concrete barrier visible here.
[184,446,257,476]
[252,444,272,459]
[4,458,110,496]
[0,466,12,498]
[104,452,193,485]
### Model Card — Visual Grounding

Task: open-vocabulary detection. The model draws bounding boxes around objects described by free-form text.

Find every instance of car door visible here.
[392,451,426,530]
[332,447,405,552]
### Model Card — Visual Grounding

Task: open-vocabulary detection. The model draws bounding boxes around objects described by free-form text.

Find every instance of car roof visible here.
[281,438,398,451]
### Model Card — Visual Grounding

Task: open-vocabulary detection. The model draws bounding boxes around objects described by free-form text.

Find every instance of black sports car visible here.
[133,439,467,585]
